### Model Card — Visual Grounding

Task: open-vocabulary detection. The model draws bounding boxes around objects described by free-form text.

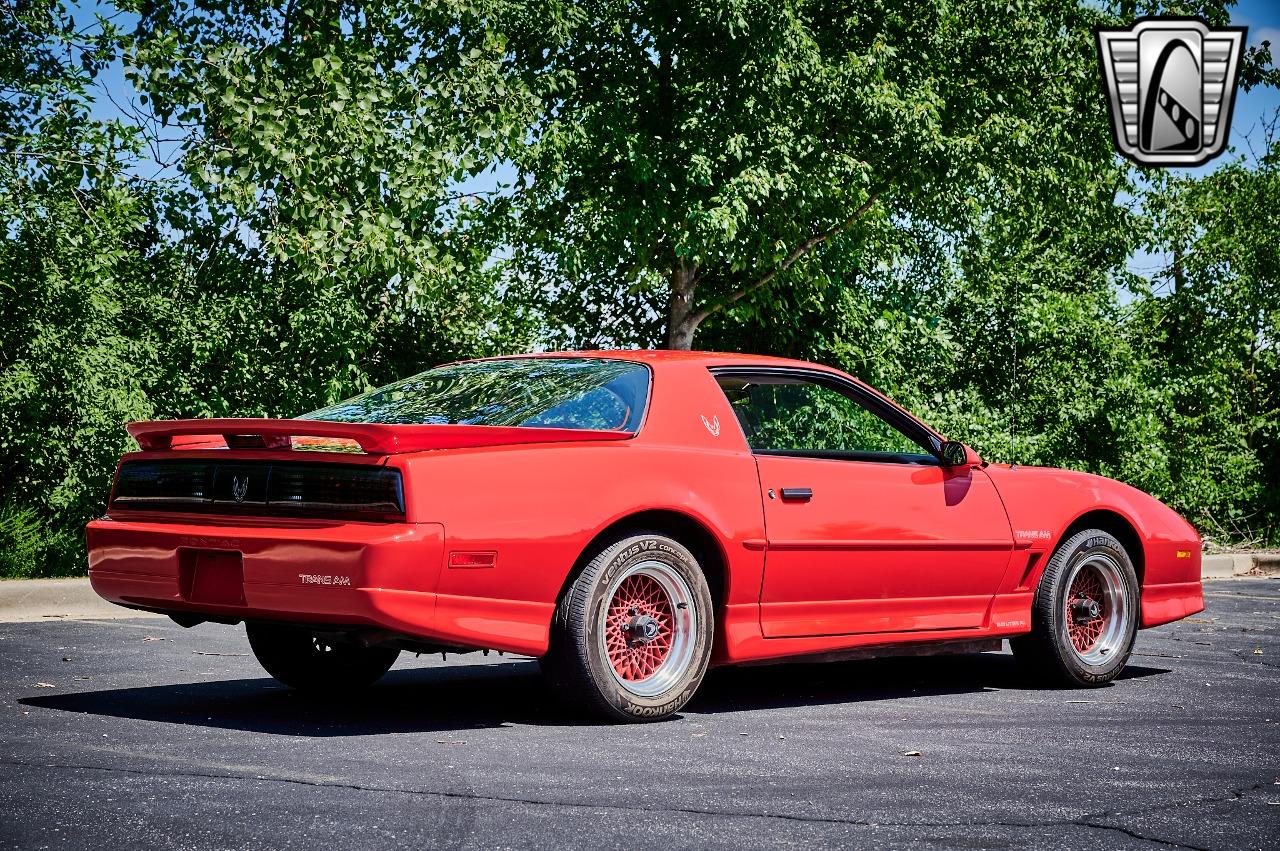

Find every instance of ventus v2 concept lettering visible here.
[88,352,1205,721]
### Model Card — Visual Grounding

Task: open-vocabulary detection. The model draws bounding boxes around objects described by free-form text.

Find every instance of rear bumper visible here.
[86,517,551,656]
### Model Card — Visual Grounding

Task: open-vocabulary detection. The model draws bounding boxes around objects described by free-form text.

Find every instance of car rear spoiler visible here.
[126,419,633,455]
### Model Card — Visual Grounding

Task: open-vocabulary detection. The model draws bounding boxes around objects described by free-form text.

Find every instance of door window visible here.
[716,374,935,463]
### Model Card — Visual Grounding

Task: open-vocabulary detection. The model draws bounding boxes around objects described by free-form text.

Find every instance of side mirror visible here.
[939,440,977,467]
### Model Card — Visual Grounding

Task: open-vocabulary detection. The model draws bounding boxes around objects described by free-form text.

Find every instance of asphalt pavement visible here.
[1,580,1277,850]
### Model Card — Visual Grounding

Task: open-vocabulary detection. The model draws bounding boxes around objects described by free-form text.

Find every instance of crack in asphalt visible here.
[1202,591,1280,602]
[1,756,1265,849]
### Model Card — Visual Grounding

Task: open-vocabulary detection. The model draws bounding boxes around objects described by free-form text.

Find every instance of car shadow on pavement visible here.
[19,660,565,736]
[690,652,1169,714]
[19,652,1170,734]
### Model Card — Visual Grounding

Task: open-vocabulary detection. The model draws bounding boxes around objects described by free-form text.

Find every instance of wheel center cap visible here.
[626,614,660,644]
[1071,597,1102,621]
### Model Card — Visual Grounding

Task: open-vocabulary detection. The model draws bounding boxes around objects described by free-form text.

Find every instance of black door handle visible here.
[780,487,813,501]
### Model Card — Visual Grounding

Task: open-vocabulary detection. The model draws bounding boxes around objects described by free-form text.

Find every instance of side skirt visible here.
[716,592,1034,665]
[735,637,1004,667]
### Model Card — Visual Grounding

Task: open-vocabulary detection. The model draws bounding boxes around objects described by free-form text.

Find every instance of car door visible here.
[713,369,1014,639]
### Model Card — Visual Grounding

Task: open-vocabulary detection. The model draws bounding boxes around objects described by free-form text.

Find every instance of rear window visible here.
[301,358,650,432]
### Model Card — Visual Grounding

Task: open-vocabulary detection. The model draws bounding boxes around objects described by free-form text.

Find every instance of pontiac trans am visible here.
[88,351,1204,721]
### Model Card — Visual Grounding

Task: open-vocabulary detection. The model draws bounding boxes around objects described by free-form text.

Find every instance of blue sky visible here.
[1190,0,1280,169]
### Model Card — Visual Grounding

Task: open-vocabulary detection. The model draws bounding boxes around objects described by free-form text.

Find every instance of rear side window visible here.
[303,358,650,432]
[716,374,935,463]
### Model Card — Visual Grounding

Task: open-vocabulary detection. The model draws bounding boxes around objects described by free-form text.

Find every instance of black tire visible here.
[542,531,714,722]
[246,622,399,692]
[1011,528,1140,686]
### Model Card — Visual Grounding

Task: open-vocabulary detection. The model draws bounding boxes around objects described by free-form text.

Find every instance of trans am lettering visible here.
[298,573,352,586]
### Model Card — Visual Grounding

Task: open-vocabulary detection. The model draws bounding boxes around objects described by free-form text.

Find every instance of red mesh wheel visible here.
[1065,565,1109,654]
[1011,529,1138,687]
[604,573,675,682]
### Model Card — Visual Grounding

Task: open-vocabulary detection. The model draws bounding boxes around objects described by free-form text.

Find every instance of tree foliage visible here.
[1135,139,1280,542]
[0,0,1277,575]
[1,0,163,573]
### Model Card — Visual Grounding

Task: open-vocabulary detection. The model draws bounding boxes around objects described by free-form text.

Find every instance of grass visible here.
[0,505,84,579]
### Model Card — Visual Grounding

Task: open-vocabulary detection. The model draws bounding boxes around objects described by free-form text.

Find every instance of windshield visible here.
[301,358,650,432]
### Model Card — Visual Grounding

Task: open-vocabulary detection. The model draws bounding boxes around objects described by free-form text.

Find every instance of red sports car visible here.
[88,351,1204,720]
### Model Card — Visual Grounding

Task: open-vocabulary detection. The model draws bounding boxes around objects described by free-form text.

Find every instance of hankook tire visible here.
[542,532,714,722]
[1011,528,1139,686]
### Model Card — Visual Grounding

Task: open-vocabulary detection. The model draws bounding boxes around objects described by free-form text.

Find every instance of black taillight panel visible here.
[111,460,404,521]
[266,465,404,516]
[114,462,210,508]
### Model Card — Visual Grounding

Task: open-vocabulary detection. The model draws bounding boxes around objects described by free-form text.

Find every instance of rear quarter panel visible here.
[391,359,765,654]
[395,441,764,606]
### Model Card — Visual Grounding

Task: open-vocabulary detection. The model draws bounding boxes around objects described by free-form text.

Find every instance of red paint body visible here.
[87,351,1204,662]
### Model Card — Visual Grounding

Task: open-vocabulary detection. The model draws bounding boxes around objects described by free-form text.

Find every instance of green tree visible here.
[1135,130,1280,544]
[3,0,1279,581]
[0,0,165,574]
[128,0,555,401]
[497,0,1230,349]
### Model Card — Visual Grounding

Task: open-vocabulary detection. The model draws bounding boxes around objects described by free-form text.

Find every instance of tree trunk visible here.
[665,260,699,349]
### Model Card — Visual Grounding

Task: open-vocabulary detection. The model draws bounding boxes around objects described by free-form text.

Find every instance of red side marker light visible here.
[449,551,497,569]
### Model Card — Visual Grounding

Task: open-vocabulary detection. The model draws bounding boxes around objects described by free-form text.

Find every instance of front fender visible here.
[982,465,1202,627]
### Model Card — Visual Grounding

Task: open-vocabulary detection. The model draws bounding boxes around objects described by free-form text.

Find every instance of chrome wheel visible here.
[1062,553,1131,666]
[545,531,714,721]
[600,559,697,698]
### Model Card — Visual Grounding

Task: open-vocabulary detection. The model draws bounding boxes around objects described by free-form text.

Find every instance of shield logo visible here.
[1095,18,1246,167]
